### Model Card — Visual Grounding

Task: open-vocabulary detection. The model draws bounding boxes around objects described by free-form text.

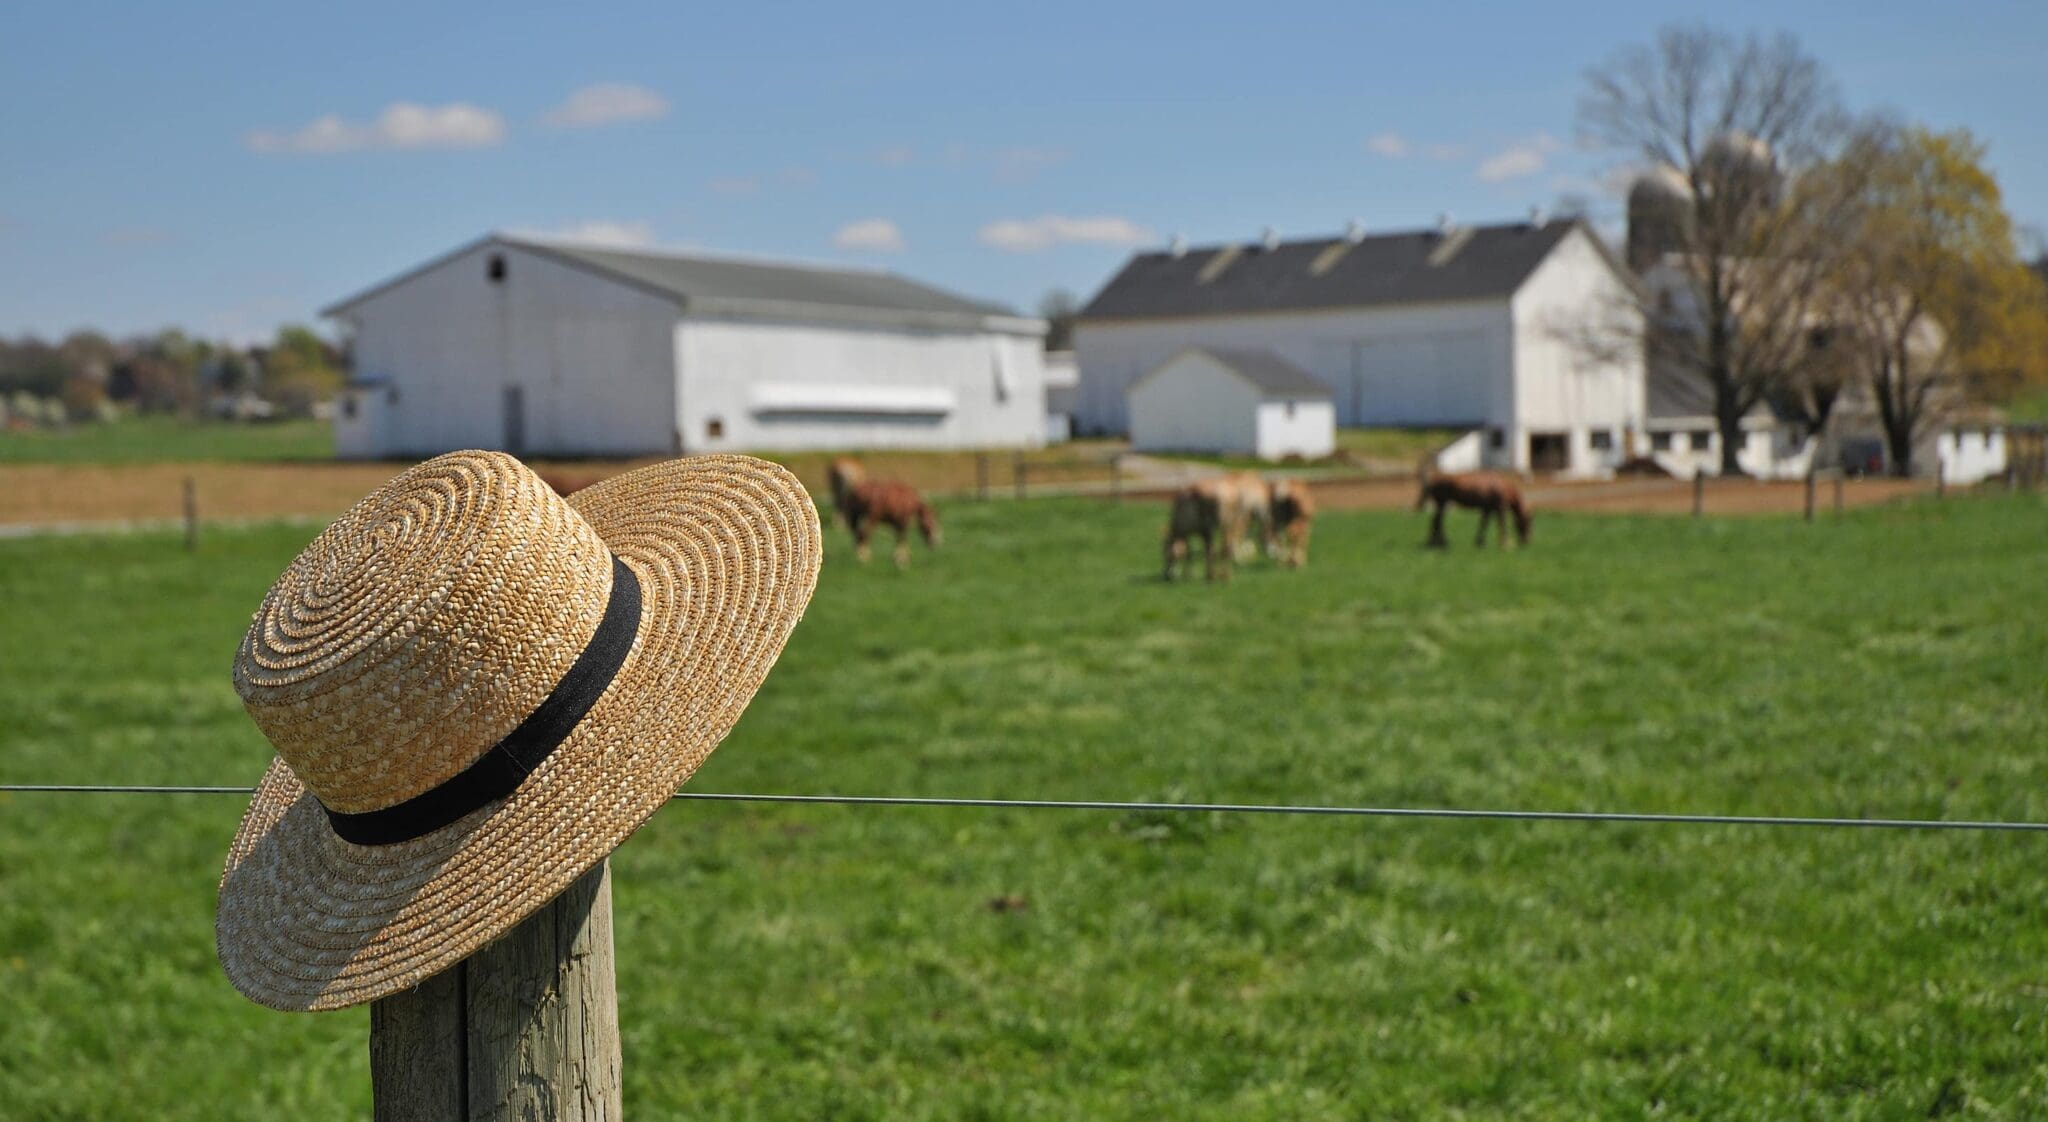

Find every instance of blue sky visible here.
[2,1,2043,342]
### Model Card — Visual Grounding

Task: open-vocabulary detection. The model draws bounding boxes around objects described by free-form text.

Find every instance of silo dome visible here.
[1699,131,1780,208]
[1626,164,1694,271]
[1628,163,1695,205]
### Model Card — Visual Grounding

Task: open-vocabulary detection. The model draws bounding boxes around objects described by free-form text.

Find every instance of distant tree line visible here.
[0,325,345,428]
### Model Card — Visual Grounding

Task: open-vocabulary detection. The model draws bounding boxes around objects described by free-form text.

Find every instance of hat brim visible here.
[216,455,822,1011]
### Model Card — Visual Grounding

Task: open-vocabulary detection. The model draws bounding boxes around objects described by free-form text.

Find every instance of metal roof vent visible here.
[1260,226,1280,251]
[1436,212,1455,235]
[1345,219,1366,243]
[1527,205,1547,227]
[1168,234,1188,258]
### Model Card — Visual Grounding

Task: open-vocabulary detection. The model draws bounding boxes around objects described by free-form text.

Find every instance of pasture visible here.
[0,416,334,464]
[2,494,2045,1118]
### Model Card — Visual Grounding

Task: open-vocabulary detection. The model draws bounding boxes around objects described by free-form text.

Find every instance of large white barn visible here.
[1073,218,1645,476]
[325,233,1048,459]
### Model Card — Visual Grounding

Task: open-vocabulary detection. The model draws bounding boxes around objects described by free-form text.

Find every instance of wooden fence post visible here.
[1803,470,1815,523]
[1111,455,1123,503]
[1013,452,1025,500]
[1936,461,1946,500]
[1692,469,1704,518]
[1833,474,1845,514]
[370,860,621,1121]
[183,476,198,552]
[975,452,989,501]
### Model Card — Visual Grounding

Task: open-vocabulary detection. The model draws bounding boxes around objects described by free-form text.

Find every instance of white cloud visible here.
[832,218,905,253]
[978,215,1155,253]
[519,220,657,248]
[1367,132,1409,158]
[1477,133,1563,183]
[540,83,669,129]
[991,147,1071,182]
[246,102,506,154]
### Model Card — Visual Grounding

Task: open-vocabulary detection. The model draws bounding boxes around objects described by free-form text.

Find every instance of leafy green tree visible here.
[261,324,344,417]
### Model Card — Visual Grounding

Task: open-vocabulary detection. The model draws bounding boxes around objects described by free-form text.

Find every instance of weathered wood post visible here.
[370,860,621,1121]
[1803,470,1815,523]
[975,452,989,501]
[1833,473,1845,514]
[1013,451,1026,500]
[1936,461,1946,500]
[1691,468,1704,518]
[183,476,199,552]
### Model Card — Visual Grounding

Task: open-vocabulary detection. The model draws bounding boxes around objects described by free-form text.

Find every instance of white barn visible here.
[1074,218,1645,476]
[324,233,1048,459]
[1128,347,1334,460]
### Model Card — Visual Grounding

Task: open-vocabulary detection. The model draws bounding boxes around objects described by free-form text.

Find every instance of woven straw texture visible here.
[216,451,821,1011]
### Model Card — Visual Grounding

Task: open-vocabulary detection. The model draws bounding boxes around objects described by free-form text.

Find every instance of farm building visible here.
[1127,347,1334,460]
[1073,217,1645,476]
[324,233,1049,459]
[1643,362,1815,479]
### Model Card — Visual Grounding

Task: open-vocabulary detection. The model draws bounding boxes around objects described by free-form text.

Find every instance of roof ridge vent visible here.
[1345,219,1366,244]
[1527,205,1547,227]
[1260,226,1280,251]
[1169,233,1188,258]
[1436,212,1456,235]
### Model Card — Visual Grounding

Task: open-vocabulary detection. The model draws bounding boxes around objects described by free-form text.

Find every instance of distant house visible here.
[1127,347,1334,461]
[324,233,1048,459]
[1643,363,1814,479]
[1074,217,1645,476]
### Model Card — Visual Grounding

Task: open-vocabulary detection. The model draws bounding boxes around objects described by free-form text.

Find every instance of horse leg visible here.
[893,519,911,568]
[1496,502,1510,549]
[1475,505,1492,547]
[853,515,872,563]
[1427,501,1449,549]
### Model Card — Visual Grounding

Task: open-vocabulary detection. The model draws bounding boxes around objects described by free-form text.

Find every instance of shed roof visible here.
[1081,219,1589,321]
[324,233,1038,334]
[1137,347,1331,400]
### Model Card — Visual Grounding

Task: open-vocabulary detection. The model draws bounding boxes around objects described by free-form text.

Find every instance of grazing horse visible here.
[1416,472,1531,549]
[1220,471,1275,561]
[825,457,867,527]
[842,478,940,567]
[1267,478,1316,568]
[1162,483,1226,581]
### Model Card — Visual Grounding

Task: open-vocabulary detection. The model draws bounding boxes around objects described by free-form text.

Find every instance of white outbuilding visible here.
[324,233,1048,459]
[1128,347,1335,460]
[1075,217,1645,476]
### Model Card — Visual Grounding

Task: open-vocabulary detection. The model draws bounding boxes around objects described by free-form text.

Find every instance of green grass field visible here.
[3,495,2046,1118]
[0,416,334,463]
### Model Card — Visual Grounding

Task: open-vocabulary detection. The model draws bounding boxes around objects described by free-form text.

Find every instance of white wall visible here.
[334,241,681,458]
[1510,227,1647,476]
[1127,352,1258,453]
[1254,400,1335,460]
[675,316,1046,452]
[1075,300,1513,436]
[1648,420,1811,479]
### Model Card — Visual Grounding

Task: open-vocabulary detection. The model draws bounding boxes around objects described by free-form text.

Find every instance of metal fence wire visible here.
[4,785,2046,833]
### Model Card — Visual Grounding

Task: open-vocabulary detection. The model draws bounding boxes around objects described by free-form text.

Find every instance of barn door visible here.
[502,385,526,455]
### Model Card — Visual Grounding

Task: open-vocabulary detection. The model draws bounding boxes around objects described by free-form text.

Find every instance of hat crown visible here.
[233,451,616,815]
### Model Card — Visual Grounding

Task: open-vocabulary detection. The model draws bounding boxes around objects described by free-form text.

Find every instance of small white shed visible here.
[1127,347,1335,460]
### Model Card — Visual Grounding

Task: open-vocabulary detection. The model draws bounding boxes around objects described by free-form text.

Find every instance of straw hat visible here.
[216,451,821,1011]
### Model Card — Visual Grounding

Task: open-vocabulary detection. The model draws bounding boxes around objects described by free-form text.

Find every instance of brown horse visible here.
[1162,483,1226,581]
[1416,472,1531,549]
[825,457,866,527]
[842,478,940,567]
[1267,478,1316,567]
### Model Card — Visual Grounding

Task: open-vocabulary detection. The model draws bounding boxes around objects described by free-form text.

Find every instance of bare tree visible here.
[1579,25,1857,474]
[1038,288,1079,353]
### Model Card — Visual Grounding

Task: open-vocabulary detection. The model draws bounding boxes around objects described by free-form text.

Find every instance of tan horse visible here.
[1162,484,1226,582]
[842,478,940,567]
[1267,478,1316,567]
[825,457,867,527]
[1416,471,1530,549]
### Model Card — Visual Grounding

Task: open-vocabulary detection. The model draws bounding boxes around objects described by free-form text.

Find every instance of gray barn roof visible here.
[1136,347,1331,400]
[1080,219,1586,321]
[325,234,1035,334]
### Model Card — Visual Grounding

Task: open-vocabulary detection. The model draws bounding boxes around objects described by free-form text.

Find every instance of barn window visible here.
[1689,430,1710,451]
[487,254,506,283]
[1590,429,1614,451]
[705,417,724,440]
[1651,431,1672,452]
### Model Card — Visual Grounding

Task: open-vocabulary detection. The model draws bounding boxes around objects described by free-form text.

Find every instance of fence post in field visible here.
[369,860,621,1121]
[1803,470,1816,523]
[1833,474,1845,514]
[183,476,198,552]
[1936,461,1945,500]
[1692,469,1704,518]
[976,452,989,501]
[1013,451,1026,500]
